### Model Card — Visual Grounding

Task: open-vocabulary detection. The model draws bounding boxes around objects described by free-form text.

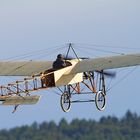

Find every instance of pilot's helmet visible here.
[57,54,64,59]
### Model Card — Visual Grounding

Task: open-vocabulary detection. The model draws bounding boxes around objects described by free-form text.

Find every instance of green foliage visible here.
[1,111,140,140]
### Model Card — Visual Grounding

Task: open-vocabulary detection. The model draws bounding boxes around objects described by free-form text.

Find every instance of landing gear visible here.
[95,70,106,111]
[60,92,71,112]
[59,71,107,113]
[95,91,106,111]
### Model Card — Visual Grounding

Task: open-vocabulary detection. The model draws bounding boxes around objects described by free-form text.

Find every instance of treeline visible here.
[1,111,140,140]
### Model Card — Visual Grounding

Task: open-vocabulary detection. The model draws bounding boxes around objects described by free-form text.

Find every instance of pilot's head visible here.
[57,54,64,59]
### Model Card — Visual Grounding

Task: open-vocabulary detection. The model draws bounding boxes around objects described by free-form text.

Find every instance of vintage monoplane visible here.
[0,45,140,113]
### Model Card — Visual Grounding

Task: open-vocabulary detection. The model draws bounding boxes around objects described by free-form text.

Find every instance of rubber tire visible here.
[60,92,71,112]
[95,91,106,111]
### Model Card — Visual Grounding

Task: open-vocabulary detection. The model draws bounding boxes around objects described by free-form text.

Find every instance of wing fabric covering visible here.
[70,53,140,74]
[0,61,53,76]
[0,53,140,76]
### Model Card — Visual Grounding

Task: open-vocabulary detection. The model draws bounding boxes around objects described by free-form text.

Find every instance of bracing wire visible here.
[75,45,125,55]
[32,46,67,60]
[0,45,67,77]
[75,43,140,51]
[1,44,67,61]
[3,43,139,62]
[73,46,100,58]
[106,66,138,92]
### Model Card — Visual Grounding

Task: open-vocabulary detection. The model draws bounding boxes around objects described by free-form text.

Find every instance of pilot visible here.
[53,54,67,70]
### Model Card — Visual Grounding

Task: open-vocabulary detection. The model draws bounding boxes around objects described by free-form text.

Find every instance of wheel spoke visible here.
[95,91,106,111]
[60,92,71,112]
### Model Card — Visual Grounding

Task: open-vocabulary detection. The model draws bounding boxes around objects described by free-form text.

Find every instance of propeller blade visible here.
[95,70,116,78]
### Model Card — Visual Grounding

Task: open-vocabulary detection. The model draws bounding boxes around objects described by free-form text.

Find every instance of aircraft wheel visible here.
[95,91,106,111]
[60,92,71,112]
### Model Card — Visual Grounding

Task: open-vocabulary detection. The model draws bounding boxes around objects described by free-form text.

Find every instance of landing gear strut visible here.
[60,71,107,112]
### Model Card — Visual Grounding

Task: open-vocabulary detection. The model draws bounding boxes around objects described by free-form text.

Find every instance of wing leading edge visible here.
[0,61,53,76]
[0,53,140,76]
[69,53,140,74]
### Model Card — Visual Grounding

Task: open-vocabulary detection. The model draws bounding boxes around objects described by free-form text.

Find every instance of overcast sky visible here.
[0,0,140,129]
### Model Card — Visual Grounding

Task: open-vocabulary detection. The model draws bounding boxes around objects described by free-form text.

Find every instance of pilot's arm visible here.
[61,61,66,67]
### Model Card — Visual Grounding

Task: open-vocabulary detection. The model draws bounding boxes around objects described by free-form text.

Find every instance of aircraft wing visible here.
[69,53,140,74]
[0,61,53,76]
[0,53,140,76]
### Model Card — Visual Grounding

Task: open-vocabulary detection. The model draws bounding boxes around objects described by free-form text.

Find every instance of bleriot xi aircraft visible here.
[0,44,140,113]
